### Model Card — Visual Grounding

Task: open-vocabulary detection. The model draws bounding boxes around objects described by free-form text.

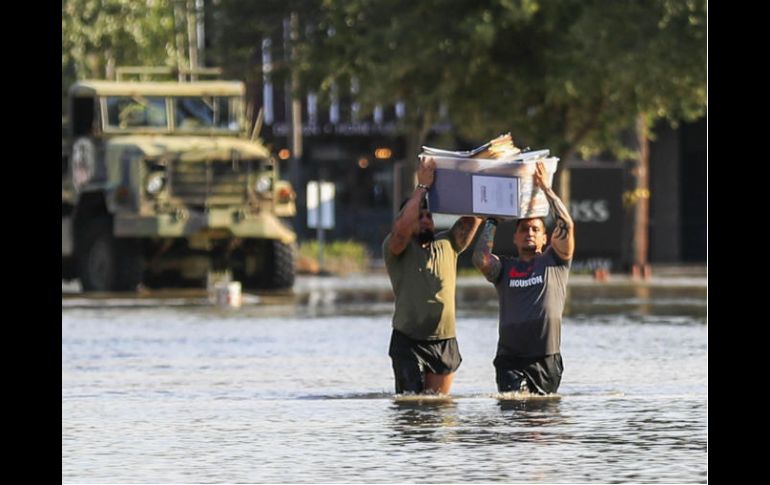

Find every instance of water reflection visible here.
[565,284,706,320]
[64,277,706,321]
[388,399,459,443]
[494,396,568,442]
[386,396,572,447]
[496,395,562,414]
[63,275,706,483]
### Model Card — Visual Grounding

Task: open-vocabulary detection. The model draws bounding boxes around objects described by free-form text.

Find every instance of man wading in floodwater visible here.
[472,161,575,395]
[383,156,482,395]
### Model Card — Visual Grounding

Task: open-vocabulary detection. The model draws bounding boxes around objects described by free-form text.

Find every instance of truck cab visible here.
[62,68,297,291]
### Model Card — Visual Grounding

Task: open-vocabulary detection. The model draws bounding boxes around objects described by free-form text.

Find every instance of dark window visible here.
[72,97,95,136]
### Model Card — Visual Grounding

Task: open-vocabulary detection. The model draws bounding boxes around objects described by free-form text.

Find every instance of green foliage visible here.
[208,1,324,85]
[307,0,515,129]
[62,0,706,162]
[298,239,371,274]
[62,0,183,86]
[303,0,706,160]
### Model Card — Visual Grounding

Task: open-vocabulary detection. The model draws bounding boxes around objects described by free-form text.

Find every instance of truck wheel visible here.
[114,239,144,291]
[235,239,295,290]
[77,219,144,292]
[77,219,115,292]
[266,240,295,289]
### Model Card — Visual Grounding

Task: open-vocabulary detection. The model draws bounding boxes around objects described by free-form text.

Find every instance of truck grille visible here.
[169,160,256,207]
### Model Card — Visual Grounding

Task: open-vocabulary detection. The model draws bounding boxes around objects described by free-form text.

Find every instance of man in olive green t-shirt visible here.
[383,156,482,395]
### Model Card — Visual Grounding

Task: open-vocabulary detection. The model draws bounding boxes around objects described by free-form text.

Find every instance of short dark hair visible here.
[399,196,429,212]
[515,217,547,230]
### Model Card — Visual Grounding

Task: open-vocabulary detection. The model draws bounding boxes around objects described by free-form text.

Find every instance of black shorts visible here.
[388,329,462,394]
[494,353,563,395]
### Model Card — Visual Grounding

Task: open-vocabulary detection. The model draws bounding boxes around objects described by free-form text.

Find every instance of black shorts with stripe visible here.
[388,329,462,394]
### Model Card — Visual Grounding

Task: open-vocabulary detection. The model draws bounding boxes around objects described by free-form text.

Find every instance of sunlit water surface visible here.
[63,280,706,483]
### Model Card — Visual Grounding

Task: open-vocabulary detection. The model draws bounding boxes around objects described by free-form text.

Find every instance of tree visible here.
[302,0,705,270]
[62,0,191,88]
[529,0,706,274]
[86,0,705,269]
[206,0,294,82]
[304,0,536,198]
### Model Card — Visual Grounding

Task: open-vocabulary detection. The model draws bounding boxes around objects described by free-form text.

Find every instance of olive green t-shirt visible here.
[383,231,461,340]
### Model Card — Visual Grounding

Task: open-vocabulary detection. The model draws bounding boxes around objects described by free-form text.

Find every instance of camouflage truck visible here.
[62,67,297,291]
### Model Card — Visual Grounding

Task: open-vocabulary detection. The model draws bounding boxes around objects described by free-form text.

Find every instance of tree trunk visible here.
[288,12,303,195]
[631,114,651,279]
[186,0,199,78]
[173,0,188,80]
[104,51,116,81]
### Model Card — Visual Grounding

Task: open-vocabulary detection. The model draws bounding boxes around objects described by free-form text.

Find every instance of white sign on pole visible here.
[307,181,335,229]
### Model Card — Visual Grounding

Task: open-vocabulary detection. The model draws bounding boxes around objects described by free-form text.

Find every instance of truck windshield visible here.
[105,96,167,129]
[174,96,239,132]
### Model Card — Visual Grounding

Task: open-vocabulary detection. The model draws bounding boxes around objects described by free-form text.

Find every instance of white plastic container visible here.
[213,281,242,308]
[427,155,558,219]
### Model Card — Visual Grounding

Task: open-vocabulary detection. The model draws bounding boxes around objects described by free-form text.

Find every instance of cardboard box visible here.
[427,155,558,219]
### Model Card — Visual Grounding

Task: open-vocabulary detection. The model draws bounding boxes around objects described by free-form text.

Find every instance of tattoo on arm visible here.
[544,188,574,258]
[471,220,501,281]
[451,216,482,252]
[553,219,569,240]
[548,193,572,239]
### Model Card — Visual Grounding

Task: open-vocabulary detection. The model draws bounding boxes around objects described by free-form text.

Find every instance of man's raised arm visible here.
[535,161,574,261]
[387,156,435,256]
[472,218,502,282]
[450,216,483,253]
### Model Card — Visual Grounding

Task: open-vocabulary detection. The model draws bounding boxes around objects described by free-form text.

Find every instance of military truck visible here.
[62,67,297,291]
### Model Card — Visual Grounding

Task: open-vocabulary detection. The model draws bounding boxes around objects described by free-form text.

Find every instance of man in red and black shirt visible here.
[472,162,575,395]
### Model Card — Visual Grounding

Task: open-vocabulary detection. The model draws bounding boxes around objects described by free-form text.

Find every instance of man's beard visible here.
[518,245,542,256]
[417,229,434,245]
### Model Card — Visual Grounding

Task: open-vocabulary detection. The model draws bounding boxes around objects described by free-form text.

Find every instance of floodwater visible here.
[62,275,707,483]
